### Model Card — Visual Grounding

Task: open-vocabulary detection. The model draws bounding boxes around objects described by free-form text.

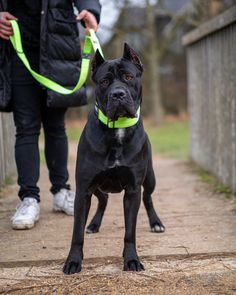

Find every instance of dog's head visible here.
[92,43,143,121]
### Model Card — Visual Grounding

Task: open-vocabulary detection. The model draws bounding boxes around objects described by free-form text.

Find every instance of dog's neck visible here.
[94,104,141,129]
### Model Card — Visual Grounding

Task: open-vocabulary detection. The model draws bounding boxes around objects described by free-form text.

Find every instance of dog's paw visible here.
[86,223,100,234]
[150,222,165,233]
[63,257,82,275]
[124,259,145,272]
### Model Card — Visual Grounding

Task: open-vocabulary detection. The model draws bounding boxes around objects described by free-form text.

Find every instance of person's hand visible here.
[0,12,17,40]
[76,10,98,32]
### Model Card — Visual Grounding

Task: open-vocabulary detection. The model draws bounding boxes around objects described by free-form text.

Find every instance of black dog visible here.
[63,44,165,275]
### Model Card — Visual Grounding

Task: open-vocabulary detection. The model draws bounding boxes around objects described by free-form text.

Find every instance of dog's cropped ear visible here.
[122,43,143,72]
[91,49,105,73]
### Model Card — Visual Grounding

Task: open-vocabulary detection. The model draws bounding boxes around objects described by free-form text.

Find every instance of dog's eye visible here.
[123,74,134,81]
[100,79,110,87]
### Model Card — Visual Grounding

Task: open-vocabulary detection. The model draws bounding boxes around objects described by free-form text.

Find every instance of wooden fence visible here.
[0,113,16,186]
[183,7,236,192]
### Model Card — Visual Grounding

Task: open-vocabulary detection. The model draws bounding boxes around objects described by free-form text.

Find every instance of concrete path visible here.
[0,142,235,294]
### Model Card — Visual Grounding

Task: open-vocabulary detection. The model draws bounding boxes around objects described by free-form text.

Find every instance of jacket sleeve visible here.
[74,0,101,24]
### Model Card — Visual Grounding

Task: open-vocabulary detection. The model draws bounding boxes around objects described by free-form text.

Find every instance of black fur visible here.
[63,44,165,275]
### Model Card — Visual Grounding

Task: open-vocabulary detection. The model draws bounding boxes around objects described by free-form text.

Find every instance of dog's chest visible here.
[95,166,135,194]
[116,129,125,144]
[107,129,126,167]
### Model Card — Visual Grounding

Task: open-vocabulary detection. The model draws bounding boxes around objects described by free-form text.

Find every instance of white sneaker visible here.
[53,189,75,216]
[11,198,40,230]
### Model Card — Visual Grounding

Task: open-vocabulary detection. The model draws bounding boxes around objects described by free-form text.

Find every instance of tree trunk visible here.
[145,0,164,124]
[209,0,224,17]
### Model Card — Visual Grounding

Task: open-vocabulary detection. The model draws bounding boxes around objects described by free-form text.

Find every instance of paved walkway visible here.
[0,142,235,294]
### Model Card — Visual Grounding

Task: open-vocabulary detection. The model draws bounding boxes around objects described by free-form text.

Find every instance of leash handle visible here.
[9,20,104,95]
[88,29,104,58]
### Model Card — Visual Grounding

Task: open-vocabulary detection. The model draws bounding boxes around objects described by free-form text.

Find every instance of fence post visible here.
[182,7,236,192]
[0,113,16,186]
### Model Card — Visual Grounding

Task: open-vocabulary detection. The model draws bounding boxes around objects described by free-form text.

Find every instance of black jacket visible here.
[0,0,101,112]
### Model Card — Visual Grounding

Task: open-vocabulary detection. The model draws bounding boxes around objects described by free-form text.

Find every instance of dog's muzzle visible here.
[106,88,136,121]
[109,88,126,101]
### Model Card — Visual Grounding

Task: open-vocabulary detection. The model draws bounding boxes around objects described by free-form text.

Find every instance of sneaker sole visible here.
[12,217,39,230]
[53,206,74,216]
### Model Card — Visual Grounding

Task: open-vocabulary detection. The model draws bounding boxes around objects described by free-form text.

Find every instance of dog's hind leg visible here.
[143,157,165,233]
[86,190,108,234]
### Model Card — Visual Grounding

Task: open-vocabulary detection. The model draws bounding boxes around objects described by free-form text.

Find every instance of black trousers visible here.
[11,52,69,202]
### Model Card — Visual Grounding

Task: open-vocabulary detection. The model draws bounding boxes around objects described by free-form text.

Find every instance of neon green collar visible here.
[95,105,140,128]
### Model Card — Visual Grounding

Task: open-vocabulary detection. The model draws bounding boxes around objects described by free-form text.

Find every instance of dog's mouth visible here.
[106,101,137,121]
[105,89,137,121]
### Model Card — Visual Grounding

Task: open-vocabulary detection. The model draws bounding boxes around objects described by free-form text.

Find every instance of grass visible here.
[0,175,15,194]
[39,118,189,161]
[144,120,189,160]
[39,148,46,165]
[66,124,84,141]
[197,168,236,199]
[4,176,15,186]
[11,118,236,199]
[39,122,84,143]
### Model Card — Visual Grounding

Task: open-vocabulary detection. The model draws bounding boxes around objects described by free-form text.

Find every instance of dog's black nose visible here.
[110,89,126,100]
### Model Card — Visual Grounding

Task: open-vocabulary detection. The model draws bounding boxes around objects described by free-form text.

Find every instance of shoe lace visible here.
[12,200,36,219]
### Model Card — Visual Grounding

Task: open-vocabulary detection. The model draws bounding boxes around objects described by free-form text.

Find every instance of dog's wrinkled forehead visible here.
[92,59,139,81]
[91,43,143,81]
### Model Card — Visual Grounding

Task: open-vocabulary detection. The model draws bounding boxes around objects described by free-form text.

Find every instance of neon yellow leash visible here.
[9,20,140,128]
[9,19,103,95]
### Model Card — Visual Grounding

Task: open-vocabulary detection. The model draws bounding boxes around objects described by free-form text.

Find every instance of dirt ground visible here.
[0,142,236,294]
[1,254,236,295]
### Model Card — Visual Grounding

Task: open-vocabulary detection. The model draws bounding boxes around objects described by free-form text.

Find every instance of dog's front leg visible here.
[63,191,91,275]
[123,189,144,271]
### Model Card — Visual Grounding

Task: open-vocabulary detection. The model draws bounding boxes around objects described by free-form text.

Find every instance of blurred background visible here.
[0,1,235,289]
[69,0,235,120]
[65,0,236,161]
[1,0,235,194]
